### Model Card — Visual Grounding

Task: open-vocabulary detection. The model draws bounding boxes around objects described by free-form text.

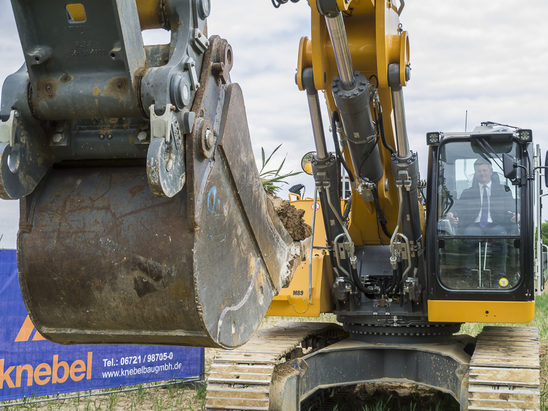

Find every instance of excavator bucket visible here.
[7,22,303,348]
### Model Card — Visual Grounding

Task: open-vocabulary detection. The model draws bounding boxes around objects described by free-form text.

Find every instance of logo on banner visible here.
[0,353,92,389]
[14,316,45,342]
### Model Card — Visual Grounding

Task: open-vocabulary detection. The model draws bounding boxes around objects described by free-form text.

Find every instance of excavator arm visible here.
[292,0,426,318]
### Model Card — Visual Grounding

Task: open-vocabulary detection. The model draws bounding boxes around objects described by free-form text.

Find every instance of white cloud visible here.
[1,0,548,248]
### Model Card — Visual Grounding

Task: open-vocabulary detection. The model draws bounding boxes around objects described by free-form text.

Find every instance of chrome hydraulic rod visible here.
[325,14,355,89]
[307,92,329,160]
[388,64,411,157]
[303,68,329,160]
[391,88,410,157]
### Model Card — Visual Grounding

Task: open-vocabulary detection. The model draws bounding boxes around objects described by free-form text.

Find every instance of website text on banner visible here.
[0,249,204,402]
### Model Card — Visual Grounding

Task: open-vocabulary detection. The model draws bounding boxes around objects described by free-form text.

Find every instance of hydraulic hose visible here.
[376,104,396,155]
[331,111,354,183]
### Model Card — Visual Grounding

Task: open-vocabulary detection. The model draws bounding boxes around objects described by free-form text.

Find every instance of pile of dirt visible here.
[269,196,312,241]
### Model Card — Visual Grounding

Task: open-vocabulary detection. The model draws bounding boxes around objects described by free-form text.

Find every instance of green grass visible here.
[536,294,548,410]
[458,293,548,341]
[541,351,548,411]
[532,293,548,341]
[0,381,203,410]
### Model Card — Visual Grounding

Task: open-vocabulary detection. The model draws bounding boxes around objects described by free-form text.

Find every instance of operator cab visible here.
[426,126,534,303]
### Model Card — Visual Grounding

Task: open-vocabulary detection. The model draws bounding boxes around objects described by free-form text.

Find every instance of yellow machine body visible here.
[428,300,535,323]
[267,196,337,317]
[266,197,535,324]
[270,0,535,324]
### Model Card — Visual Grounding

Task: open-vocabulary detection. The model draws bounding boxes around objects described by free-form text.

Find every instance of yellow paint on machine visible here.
[135,0,165,30]
[66,4,87,22]
[267,252,334,317]
[428,300,535,323]
[267,196,338,317]
[296,0,414,247]
[68,1,165,29]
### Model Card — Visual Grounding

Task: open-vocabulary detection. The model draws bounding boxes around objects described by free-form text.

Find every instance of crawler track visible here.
[205,322,344,410]
[206,323,540,410]
[468,326,540,410]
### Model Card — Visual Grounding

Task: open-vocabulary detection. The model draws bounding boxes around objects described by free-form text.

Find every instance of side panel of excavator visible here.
[267,197,336,317]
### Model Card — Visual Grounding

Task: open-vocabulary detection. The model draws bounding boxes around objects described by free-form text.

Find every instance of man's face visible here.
[475,164,493,185]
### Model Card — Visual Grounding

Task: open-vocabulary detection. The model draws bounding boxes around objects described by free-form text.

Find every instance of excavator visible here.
[0,0,544,409]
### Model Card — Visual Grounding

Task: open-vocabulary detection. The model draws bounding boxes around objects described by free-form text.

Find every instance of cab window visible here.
[436,139,521,290]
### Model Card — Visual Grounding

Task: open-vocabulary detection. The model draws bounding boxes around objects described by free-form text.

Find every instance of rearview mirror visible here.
[301,151,315,175]
[502,153,517,180]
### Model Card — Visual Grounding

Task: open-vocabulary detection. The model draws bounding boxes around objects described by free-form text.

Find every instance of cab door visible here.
[425,133,535,323]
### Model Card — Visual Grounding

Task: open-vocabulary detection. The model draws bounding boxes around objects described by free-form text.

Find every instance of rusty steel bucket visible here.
[17,76,301,348]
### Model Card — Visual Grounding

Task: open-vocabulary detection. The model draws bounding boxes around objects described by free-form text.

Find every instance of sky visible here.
[1,0,548,248]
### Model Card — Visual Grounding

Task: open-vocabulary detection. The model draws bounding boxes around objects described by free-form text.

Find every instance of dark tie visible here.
[480,185,488,228]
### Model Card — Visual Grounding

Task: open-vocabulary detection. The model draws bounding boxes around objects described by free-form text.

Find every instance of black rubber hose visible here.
[351,266,370,295]
[331,111,355,183]
[376,104,396,155]
[373,187,392,239]
[368,74,395,155]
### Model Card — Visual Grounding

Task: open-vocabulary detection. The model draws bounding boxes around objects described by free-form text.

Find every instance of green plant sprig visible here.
[259,144,301,195]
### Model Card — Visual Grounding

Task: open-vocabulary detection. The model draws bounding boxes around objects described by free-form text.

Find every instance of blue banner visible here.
[0,249,203,401]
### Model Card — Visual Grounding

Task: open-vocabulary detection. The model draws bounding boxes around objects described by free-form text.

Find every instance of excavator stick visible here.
[1,3,303,349]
